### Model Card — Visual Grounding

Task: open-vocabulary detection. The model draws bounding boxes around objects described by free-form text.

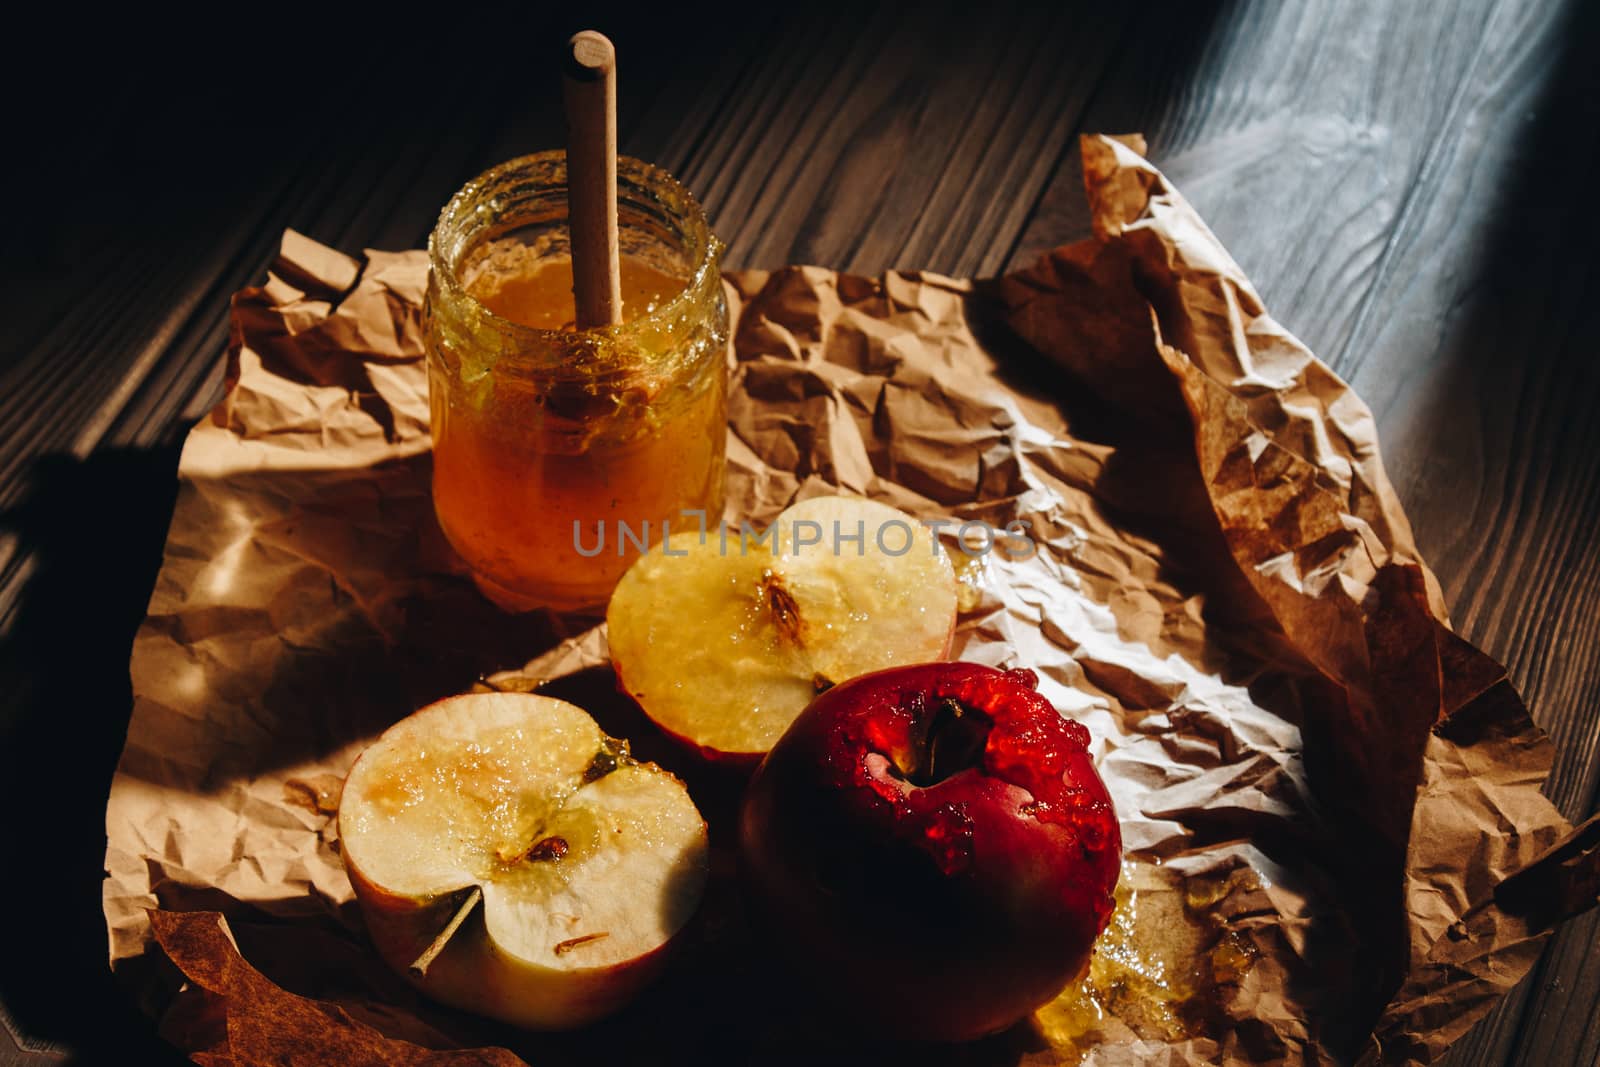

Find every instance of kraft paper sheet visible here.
[102,136,1600,1066]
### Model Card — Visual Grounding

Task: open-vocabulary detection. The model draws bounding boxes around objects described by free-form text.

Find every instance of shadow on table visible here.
[0,449,190,1066]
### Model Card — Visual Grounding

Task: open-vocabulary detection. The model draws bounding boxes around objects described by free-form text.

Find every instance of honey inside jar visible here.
[468,255,683,331]
[425,153,729,612]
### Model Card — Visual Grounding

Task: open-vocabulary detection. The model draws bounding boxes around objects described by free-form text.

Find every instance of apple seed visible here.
[760,572,804,645]
[495,834,570,865]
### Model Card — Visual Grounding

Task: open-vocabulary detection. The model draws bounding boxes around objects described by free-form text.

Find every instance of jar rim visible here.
[427,150,720,346]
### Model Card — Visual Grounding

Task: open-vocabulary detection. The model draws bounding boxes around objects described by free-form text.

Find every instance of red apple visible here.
[738,662,1121,1043]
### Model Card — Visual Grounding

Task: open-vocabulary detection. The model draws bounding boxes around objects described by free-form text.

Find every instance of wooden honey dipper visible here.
[563,30,623,329]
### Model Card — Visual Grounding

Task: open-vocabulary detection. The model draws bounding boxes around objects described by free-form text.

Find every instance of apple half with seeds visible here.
[607,495,959,766]
[338,692,708,1029]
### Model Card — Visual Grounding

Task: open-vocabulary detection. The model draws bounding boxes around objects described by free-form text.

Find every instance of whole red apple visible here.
[738,661,1121,1043]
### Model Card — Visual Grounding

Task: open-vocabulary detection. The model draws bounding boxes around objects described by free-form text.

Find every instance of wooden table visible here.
[1,2,1595,1063]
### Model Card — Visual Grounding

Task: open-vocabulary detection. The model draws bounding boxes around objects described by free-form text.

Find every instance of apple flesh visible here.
[739,662,1121,1043]
[338,692,708,1029]
[607,494,958,766]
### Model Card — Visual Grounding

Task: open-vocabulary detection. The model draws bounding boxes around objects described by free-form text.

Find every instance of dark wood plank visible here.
[0,999,64,1066]
[1508,907,1600,1066]
[665,2,1134,276]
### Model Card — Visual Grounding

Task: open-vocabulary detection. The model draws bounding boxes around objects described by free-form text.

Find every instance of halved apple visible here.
[607,495,958,765]
[337,692,708,1029]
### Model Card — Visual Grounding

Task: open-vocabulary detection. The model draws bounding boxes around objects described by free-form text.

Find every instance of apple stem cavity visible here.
[408,885,483,979]
[583,739,630,783]
[907,698,993,787]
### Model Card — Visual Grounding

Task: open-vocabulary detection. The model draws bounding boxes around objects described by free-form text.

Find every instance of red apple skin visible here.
[738,662,1121,1043]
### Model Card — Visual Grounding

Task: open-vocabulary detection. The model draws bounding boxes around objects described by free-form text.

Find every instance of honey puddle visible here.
[1033,859,1259,1060]
[950,551,989,614]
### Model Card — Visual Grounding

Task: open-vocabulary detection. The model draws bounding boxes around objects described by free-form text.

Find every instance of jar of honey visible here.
[425,152,728,611]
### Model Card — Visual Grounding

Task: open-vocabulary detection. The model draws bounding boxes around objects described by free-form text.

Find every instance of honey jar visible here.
[425,152,728,611]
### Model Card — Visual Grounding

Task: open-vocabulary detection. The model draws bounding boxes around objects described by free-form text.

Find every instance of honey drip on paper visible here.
[1032,860,1260,1062]
[949,551,988,613]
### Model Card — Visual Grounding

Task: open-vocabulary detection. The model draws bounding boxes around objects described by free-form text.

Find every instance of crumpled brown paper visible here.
[104,135,1600,1066]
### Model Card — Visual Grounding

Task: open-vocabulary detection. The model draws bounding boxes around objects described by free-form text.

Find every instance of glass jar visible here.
[425,152,728,611]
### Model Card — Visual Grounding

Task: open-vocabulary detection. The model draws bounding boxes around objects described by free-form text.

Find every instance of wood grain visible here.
[650,3,1133,276]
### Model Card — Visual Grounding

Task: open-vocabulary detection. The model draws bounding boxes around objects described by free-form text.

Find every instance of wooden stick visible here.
[563,30,623,328]
[408,886,482,978]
